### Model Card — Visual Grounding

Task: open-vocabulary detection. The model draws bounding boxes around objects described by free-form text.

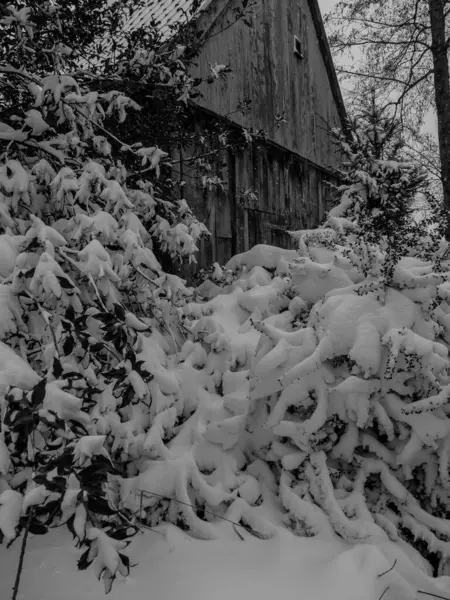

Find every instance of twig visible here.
[137,488,253,536]
[133,265,158,286]
[88,273,108,312]
[232,523,245,541]
[378,586,389,600]
[93,338,122,363]
[134,491,166,538]
[418,592,450,600]
[11,509,34,600]
[24,292,60,359]
[378,558,397,578]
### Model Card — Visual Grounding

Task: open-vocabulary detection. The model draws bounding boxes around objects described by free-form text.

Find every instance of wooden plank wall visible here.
[193,0,343,170]
[166,0,345,278]
[173,138,337,276]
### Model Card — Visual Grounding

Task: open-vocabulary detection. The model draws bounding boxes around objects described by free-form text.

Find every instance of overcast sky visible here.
[318,0,338,13]
[319,0,337,11]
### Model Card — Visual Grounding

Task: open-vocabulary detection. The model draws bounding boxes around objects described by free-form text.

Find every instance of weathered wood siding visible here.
[174,132,337,273]
[193,0,343,169]
[169,0,344,276]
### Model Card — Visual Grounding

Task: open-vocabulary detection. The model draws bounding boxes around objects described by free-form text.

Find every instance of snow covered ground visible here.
[2,521,450,600]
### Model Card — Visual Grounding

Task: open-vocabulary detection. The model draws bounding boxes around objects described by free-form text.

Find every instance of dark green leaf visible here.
[119,553,130,575]
[31,378,47,407]
[68,420,89,436]
[118,384,134,409]
[29,520,49,535]
[86,496,116,516]
[66,514,77,539]
[114,304,126,320]
[77,547,94,571]
[108,527,138,541]
[63,336,76,356]
[57,276,74,289]
[94,312,116,324]
[65,305,75,322]
[53,358,63,379]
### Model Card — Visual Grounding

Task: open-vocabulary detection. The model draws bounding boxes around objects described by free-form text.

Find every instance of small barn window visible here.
[294,35,304,59]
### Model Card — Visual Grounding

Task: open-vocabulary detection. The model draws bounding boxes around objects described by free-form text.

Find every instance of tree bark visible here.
[429,0,450,236]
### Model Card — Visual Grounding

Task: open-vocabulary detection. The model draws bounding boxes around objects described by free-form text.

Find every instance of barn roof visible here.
[306,0,348,131]
[126,0,347,130]
[125,0,210,36]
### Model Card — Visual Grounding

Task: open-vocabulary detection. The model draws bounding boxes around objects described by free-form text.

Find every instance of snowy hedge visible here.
[2,1,450,595]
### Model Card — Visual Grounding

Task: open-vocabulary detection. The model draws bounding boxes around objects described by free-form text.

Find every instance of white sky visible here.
[318,0,338,11]
[317,0,437,136]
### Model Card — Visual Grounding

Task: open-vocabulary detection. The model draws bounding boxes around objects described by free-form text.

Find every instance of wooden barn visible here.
[128,0,347,268]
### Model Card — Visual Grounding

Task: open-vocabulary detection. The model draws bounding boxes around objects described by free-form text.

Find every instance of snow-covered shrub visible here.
[0,1,242,593]
[0,0,271,593]
[233,172,450,574]
[3,1,450,594]
[329,99,445,282]
[169,106,450,575]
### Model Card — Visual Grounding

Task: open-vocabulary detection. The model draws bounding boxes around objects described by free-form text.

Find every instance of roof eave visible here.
[306,0,349,136]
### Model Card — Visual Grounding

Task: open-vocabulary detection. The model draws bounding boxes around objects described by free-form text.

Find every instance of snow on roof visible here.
[125,0,213,36]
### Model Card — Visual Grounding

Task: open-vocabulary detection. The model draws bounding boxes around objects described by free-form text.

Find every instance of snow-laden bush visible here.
[2,2,450,595]
[245,237,450,555]
[0,1,265,595]
[179,112,450,579]
[0,1,217,593]
[216,141,450,576]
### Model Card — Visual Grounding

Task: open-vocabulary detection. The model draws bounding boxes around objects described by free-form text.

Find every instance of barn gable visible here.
[127,0,347,269]
[191,0,346,170]
[126,1,346,141]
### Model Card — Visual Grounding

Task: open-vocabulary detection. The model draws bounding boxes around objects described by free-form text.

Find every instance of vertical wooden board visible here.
[243,208,250,251]
[251,1,262,132]
[214,191,231,239]
[308,168,320,226]
[287,1,299,156]
[259,150,270,213]
[216,237,232,266]
[247,209,260,249]
[260,0,274,129]
[272,0,287,149]
[280,156,287,215]
[296,0,305,157]
[234,16,250,122]
[273,151,282,215]
[215,152,232,241]
[227,150,238,257]
[234,149,248,254]
[267,152,277,216]
[202,215,215,266]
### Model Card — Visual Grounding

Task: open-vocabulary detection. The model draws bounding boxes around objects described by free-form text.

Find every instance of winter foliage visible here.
[0,0,213,593]
[3,1,450,598]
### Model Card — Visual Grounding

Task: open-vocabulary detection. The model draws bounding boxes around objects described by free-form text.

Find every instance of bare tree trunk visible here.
[429,0,450,235]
